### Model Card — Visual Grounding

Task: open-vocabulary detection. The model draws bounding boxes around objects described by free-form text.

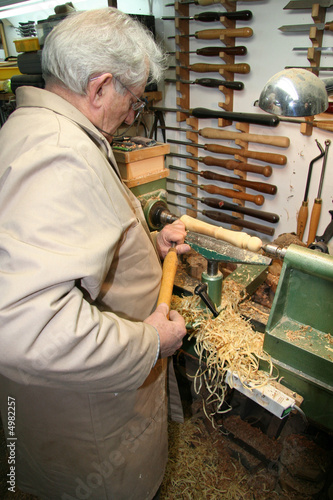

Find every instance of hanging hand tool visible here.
[168,62,250,74]
[167,177,265,206]
[293,47,333,52]
[307,140,331,246]
[279,21,333,32]
[162,10,253,22]
[167,46,247,57]
[166,0,261,6]
[284,0,333,9]
[167,188,280,223]
[165,78,244,90]
[308,210,333,253]
[168,164,277,195]
[157,125,289,149]
[167,200,275,236]
[157,242,178,310]
[168,27,253,40]
[167,138,287,165]
[168,153,272,177]
[296,140,325,241]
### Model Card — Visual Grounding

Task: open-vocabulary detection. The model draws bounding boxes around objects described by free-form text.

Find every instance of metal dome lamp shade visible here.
[258,68,333,118]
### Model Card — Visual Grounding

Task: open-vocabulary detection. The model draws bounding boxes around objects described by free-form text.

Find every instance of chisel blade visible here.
[279,22,333,32]
[284,0,333,8]
[185,232,271,265]
[293,46,333,51]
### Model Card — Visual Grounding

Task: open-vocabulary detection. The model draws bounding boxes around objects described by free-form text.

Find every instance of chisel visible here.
[167,201,274,235]
[293,47,333,52]
[296,140,325,241]
[162,10,253,22]
[164,78,244,90]
[166,0,260,5]
[307,139,331,245]
[167,188,280,223]
[167,177,264,206]
[158,125,289,149]
[284,0,333,9]
[167,138,287,165]
[168,27,253,39]
[279,21,333,32]
[168,63,250,73]
[168,164,277,195]
[168,45,247,56]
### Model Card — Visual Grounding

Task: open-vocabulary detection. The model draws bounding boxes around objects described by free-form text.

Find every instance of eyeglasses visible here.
[114,76,146,113]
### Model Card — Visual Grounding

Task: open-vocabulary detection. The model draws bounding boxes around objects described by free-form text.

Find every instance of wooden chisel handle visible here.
[198,127,290,148]
[200,171,277,195]
[296,201,308,241]
[202,144,287,165]
[180,214,262,252]
[200,183,264,206]
[202,210,275,236]
[189,63,250,74]
[157,247,178,310]
[217,159,272,178]
[195,27,253,39]
[307,199,322,246]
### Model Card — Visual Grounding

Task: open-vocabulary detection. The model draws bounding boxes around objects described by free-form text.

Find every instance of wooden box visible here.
[113,142,170,181]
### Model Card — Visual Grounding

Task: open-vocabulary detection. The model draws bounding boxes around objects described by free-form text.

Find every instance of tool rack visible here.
[170,1,252,231]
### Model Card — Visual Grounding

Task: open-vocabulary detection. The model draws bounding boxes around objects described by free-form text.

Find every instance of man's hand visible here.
[144,303,187,358]
[156,220,191,260]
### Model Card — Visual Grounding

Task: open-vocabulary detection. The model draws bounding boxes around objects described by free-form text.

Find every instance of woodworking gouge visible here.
[162,10,253,22]
[168,45,247,57]
[157,125,289,149]
[293,47,333,52]
[167,138,287,165]
[168,27,253,39]
[166,0,260,4]
[167,200,275,236]
[167,177,265,206]
[279,21,333,32]
[168,164,277,195]
[167,188,280,223]
[296,140,325,241]
[284,0,333,9]
[307,139,331,245]
[164,77,244,90]
[169,62,250,74]
[157,243,178,310]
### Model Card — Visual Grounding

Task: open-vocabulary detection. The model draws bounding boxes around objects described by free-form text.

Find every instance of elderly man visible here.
[0,8,190,500]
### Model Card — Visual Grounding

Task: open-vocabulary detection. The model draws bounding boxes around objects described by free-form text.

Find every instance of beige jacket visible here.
[0,87,177,499]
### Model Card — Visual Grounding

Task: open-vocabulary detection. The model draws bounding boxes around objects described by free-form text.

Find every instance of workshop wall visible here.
[119,0,333,251]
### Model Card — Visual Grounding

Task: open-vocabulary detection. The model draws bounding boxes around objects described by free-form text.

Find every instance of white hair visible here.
[42,7,167,95]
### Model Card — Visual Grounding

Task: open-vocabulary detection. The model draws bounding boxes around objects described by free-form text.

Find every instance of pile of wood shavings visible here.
[171,280,276,422]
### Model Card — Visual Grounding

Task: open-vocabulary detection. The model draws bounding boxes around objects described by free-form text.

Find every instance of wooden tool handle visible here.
[296,201,308,241]
[199,127,290,148]
[190,63,250,74]
[201,183,265,206]
[202,144,286,165]
[180,214,262,252]
[157,247,178,309]
[220,159,273,177]
[195,27,253,39]
[201,171,277,195]
[307,199,322,246]
[198,0,221,5]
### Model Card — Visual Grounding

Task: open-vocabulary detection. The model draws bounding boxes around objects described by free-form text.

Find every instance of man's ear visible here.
[87,73,113,109]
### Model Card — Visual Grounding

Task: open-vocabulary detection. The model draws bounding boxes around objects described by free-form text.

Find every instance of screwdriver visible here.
[167,189,279,223]
[168,27,253,40]
[307,139,331,245]
[296,140,324,241]
[167,46,247,57]
[162,10,253,22]
[167,200,275,236]
[165,77,244,90]
[168,164,277,195]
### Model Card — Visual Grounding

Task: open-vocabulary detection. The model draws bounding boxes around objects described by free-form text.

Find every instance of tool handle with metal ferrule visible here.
[200,171,277,195]
[187,63,250,74]
[297,201,308,241]
[199,183,265,206]
[214,159,272,177]
[180,214,262,252]
[307,199,322,246]
[217,199,279,223]
[198,127,290,148]
[191,108,280,127]
[202,210,275,236]
[202,144,286,165]
[197,46,247,56]
[195,79,244,89]
[194,27,253,39]
[156,246,178,309]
